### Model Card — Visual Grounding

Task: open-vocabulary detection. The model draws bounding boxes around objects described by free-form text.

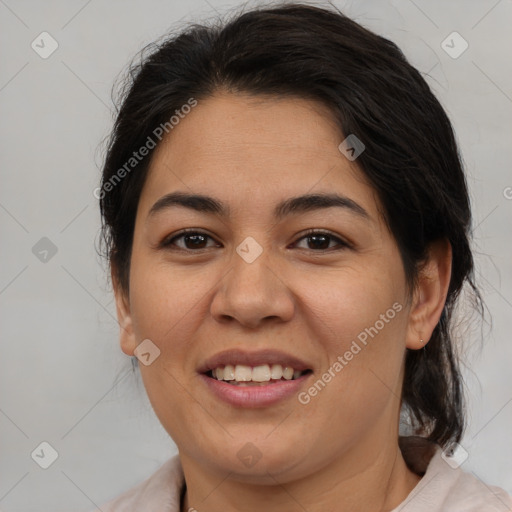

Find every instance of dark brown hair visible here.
[99,2,481,448]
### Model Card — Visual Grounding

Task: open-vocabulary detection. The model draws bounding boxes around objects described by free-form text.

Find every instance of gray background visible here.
[0,0,511,510]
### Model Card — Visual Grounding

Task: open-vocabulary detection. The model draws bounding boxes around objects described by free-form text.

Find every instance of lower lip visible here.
[199,373,311,408]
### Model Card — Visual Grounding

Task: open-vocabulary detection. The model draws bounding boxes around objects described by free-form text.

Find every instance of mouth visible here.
[197,349,314,408]
[204,364,313,386]
[197,349,314,407]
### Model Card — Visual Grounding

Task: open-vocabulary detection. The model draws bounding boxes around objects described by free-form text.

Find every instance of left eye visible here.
[293,231,348,251]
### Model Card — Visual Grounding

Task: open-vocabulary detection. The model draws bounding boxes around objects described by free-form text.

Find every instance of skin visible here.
[113,92,452,512]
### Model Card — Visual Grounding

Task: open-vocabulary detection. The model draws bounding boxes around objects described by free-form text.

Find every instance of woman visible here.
[96,2,512,511]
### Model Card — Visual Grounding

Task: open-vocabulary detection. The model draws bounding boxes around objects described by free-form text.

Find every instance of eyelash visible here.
[160,228,351,252]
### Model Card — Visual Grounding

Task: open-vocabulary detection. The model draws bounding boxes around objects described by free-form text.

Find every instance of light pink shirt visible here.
[96,447,512,511]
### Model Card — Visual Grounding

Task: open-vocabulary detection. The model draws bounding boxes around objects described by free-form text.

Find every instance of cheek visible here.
[297,261,405,345]
[294,265,407,409]
[126,255,213,404]
[127,254,216,441]
[129,253,214,346]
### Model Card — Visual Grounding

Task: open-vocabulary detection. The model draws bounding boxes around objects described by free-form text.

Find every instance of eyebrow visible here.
[147,191,370,221]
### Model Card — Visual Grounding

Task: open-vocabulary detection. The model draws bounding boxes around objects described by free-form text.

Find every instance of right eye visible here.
[161,229,222,251]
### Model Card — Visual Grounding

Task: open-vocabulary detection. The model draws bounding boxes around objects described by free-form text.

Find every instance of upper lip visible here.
[198,348,312,373]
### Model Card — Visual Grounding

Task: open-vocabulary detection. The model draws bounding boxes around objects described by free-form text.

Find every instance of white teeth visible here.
[234,365,252,382]
[211,363,306,382]
[270,364,283,380]
[282,366,294,380]
[252,365,271,382]
[223,364,235,380]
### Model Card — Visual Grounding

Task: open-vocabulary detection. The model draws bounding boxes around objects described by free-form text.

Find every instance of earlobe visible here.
[112,268,138,356]
[405,239,452,350]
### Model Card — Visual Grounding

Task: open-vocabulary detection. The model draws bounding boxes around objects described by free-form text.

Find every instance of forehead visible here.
[138,92,379,219]
[154,92,342,166]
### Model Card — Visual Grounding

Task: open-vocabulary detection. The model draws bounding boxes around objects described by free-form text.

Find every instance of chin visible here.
[223,438,311,479]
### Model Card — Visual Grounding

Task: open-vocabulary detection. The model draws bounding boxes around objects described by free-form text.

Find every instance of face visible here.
[115,92,438,483]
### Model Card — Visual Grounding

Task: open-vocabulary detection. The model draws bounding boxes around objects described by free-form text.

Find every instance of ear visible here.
[111,265,138,356]
[406,238,452,350]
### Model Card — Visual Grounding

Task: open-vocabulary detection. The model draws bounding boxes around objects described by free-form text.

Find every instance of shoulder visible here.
[397,438,512,512]
[440,471,512,511]
[94,454,185,512]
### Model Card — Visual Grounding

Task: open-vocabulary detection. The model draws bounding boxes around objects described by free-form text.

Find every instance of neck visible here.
[180,440,421,512]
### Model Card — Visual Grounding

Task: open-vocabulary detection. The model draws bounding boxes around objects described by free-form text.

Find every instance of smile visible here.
[208,364,311,384]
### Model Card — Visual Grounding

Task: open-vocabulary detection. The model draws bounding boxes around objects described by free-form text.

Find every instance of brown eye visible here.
[162,230,220,251]
[294,231,349,251]
[161,229,349,252]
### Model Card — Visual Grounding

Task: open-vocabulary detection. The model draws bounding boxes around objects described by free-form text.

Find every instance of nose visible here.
[210,247,295,329]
